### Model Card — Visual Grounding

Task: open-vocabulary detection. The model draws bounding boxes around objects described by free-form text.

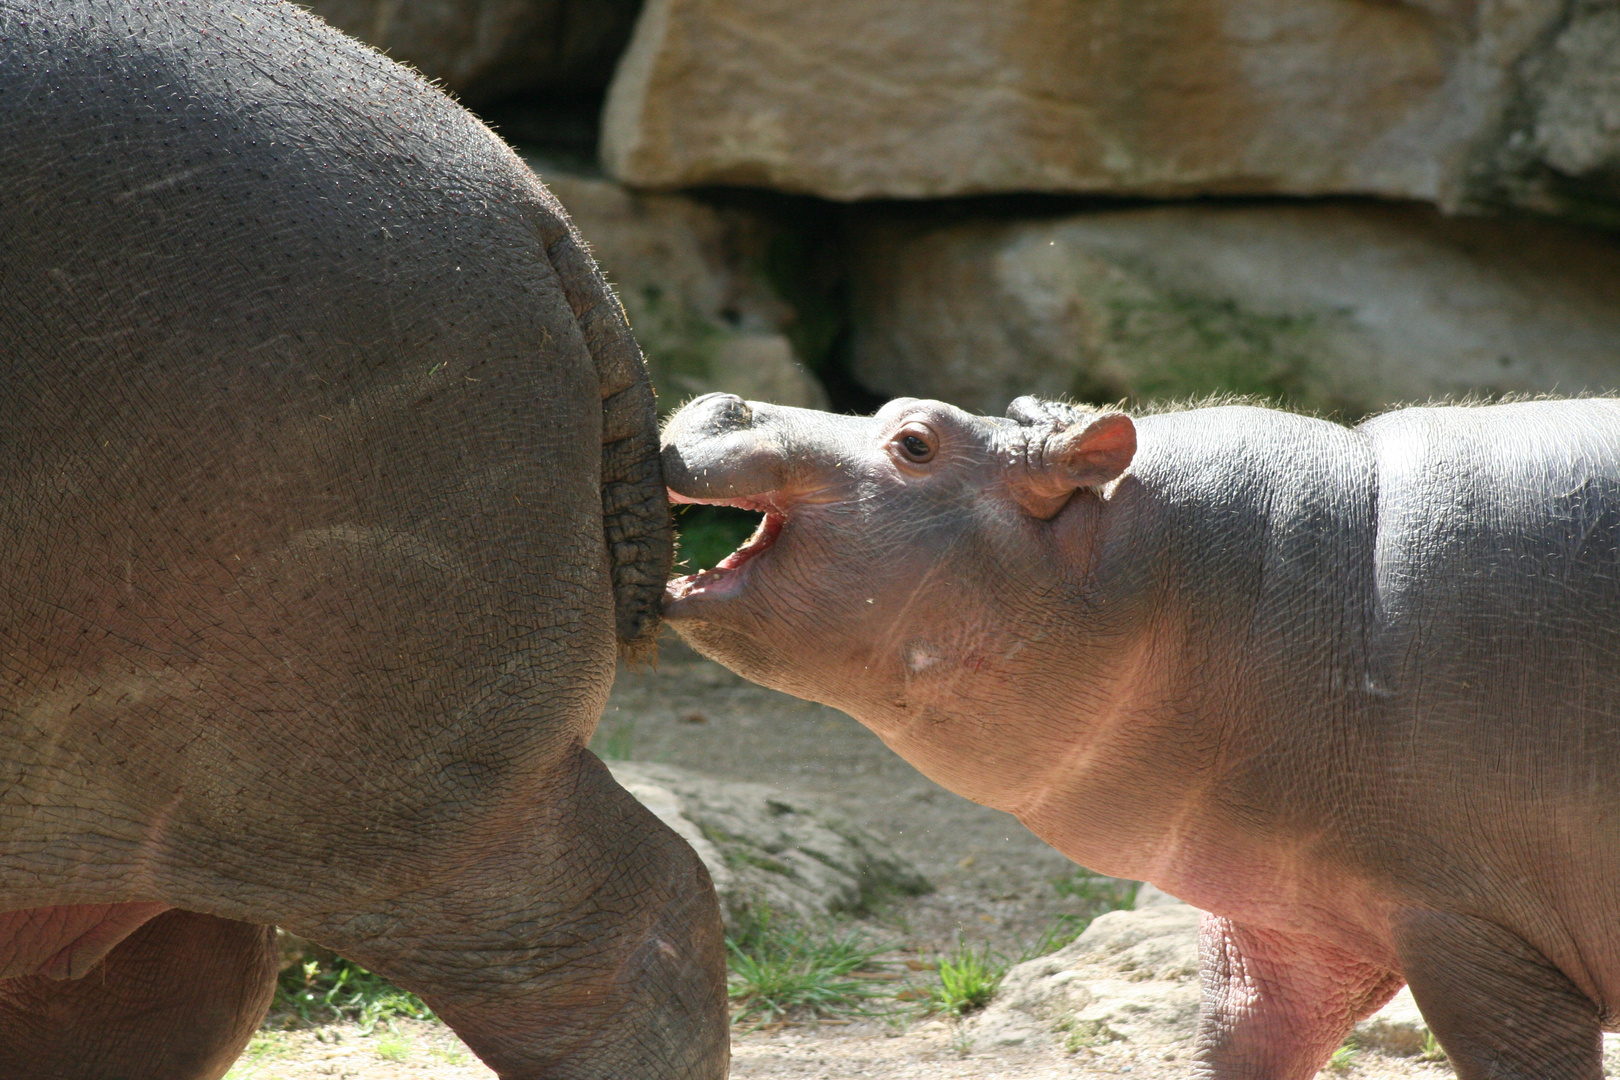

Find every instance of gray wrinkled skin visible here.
[662,390,1620,1080]
[0,3,724,1079]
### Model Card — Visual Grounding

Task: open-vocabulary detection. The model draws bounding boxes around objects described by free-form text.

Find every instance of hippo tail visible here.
[532,195,672,662]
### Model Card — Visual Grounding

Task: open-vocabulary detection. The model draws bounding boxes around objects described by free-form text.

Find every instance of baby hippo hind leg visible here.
[1392,908,1602,1080]
[0,909,278,1080]
[1193,914,1403,1080]
[303,749,729,1080]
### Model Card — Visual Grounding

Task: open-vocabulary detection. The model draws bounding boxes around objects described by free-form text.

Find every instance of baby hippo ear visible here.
[1011,412,1137,520]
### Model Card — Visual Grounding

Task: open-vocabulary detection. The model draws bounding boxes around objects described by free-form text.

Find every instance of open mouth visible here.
[664,494,786,605]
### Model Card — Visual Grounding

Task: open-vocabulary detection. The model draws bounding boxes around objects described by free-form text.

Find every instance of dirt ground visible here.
[228,1013,1456,1080]
[231,633,1456,1080]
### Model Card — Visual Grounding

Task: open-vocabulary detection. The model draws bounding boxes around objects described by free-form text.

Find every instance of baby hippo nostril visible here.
[682,392,752,433]
[710,394,752,430]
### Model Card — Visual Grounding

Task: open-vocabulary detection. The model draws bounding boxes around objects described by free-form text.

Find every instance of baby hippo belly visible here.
[0,902,170,980]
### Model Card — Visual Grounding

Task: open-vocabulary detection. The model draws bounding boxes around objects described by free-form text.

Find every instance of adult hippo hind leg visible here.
[319,751,727,1079]
[0,911,278,1080]
[322,181,729,1079]
[0,1,717,1077]
[1392,909,1603,1080]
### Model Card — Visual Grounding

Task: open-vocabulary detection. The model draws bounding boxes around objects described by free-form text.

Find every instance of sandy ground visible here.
[231,633,1458,1080]
[227,1013,1456,1080]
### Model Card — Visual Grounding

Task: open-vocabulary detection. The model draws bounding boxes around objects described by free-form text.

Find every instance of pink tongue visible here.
[0,902,171,980]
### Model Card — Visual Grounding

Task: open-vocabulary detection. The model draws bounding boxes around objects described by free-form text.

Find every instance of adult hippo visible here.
[0,2,726,1078]
[661,390,1620,1080]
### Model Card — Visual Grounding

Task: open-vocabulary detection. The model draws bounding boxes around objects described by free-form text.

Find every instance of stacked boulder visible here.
[606,762,931,927]
[299,0,1620,413]
[523,153,829,410]
[845,201,1620,416]
[301,0,642,105]
[602,0,1620,219]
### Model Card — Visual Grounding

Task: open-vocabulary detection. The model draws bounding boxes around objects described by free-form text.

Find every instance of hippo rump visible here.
[661,390,1620,1079]
[0,2,727,1078]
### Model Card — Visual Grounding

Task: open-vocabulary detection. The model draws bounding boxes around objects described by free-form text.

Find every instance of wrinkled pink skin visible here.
[663,392,1620,1080]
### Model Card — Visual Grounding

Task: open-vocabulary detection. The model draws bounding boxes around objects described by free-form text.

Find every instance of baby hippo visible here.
[661,391,1620,1080]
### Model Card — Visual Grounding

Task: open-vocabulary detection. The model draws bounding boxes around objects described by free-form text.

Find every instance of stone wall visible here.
[846,201,1620,416]
[524,153,828,410]
[602,0,1620,220]
[299,0,642,105]
[298,0,1620,414]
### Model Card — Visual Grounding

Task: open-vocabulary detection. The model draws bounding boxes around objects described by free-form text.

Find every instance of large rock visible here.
[971,904,1203,1050]
[300,0,641,104]
[848,201,1620,417]
[601,0,1619,217]
[973,900,1459,1059]
[606,761,930,926]
[1468,0,1620,224]
[526,155,828,409]
[1351,986,1432,1057]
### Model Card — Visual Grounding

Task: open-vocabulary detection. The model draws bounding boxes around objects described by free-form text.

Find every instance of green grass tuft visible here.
[726,907,893,1024]
[928,939,1006,1016]
[275,956,434,1033]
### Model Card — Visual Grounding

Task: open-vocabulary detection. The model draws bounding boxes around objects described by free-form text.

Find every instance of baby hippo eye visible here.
[894,424,937,464]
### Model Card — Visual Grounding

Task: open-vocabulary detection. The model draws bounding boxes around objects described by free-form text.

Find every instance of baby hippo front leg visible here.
[1193,915,1402,1080]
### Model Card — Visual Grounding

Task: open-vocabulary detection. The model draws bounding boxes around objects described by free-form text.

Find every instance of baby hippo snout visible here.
[662,393,784,502]
[663,394,880,504]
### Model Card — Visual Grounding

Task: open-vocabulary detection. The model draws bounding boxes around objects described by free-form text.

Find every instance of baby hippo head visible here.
[660,393,1138,802]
